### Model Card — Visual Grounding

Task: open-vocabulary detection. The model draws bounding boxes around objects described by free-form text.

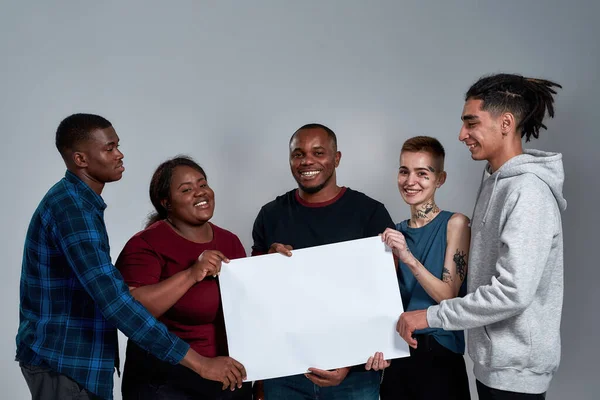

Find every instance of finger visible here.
[372,353,380,371]
[383,359,392,369]
[307,368,335,378]
[226,371,239,391]
[231,359,247,381]
[305,373,328,387]
[365,356,373,370]
[222,376,230,391]
[212,250,230,263]
[228,363,243,388]
[376,352,385,370]
[277,244,292,257]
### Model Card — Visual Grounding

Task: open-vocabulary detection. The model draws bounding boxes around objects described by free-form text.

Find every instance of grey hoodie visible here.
[427,149,566,394]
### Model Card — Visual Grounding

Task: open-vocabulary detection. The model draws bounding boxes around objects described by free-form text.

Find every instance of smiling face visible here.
[459,98,506,164]
[165,165,215,226]
[397,151,445,206]
[289,127,341,195]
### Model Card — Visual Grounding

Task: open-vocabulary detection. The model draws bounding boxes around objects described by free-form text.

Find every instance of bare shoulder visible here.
[448,213,470,230]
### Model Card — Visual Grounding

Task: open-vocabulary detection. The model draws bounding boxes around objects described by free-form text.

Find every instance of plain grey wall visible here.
[1,1,597,398]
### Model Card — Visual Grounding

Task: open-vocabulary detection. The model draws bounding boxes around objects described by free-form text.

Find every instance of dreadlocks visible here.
[465,74,562,142]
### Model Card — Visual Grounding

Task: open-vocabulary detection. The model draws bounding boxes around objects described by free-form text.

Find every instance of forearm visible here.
[130,268,196,318]
[427,277,531,330]
[179,347,208,375]
[404,257,454,303]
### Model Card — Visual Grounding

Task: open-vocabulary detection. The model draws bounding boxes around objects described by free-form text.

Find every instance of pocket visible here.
[468,326,493,366]
[485,316,532,369]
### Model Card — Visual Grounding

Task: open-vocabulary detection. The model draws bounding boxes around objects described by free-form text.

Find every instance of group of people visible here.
[16,72,566,400]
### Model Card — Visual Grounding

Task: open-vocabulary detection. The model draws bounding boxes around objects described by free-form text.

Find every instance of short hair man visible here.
[251,123,395,400]
[16,114,245,399]
[398,74,566,399]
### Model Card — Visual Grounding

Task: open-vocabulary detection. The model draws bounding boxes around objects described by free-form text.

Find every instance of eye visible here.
[181,188,191,193]
[292,153,303,158]
[314,151,324,156]
[398,169,408,175]
[418,172,427,177]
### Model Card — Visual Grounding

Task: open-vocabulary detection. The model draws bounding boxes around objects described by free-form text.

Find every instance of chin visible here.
[299,184,325,194]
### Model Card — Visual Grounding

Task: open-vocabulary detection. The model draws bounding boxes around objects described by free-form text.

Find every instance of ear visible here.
[160,199,170,211]
[334,151,342,168]
[436,171,447,188]
[500,112,516,136]
[72,151,88,168]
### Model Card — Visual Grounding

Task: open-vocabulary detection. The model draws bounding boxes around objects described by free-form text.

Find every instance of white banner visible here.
[219,236,410,381]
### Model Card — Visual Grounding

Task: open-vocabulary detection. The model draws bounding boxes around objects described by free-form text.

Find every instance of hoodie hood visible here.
[475,149,567,224]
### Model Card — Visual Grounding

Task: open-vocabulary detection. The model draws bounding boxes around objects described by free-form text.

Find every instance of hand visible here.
[198,356,247,391]
[381,228,413,264]
[305,367,350,387]
[268,242,293,257]
[253,380,264,400]
[365,352,390,371]
[397,310,429,349]
[190,250,229,282]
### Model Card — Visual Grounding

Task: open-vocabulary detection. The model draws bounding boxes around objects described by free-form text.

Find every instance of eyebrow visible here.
[291,145,326,152]
[461,114,479,121]
[177,177,206,189]
[399,166,432,172]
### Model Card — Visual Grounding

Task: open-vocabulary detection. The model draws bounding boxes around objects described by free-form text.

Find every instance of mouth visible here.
[193,200,210,209]
[465,142,478,151]
[299,170,321,179]
[402,188,421,196]
[116,163,125,171]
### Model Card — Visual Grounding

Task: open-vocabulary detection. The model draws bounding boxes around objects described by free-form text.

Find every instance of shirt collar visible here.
[64,170,107,211]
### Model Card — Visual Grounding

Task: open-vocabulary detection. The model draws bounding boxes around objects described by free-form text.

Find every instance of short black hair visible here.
[466,73,562,142]
[290,123,338,151]
[55,113,112,155]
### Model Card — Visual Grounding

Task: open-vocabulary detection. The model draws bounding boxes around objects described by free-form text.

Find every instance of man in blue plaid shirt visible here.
[16,114,247,399]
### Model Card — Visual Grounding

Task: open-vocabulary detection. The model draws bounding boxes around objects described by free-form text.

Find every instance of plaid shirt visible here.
[16,171,190,399]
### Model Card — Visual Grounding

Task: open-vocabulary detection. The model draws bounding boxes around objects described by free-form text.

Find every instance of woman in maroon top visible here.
[116,156,252,400]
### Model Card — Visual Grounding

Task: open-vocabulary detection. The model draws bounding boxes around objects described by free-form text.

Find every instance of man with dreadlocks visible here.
[396,73,566,399]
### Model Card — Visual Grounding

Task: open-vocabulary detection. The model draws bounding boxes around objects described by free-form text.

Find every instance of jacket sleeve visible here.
[427,180,559,330]
[53,206,189,364]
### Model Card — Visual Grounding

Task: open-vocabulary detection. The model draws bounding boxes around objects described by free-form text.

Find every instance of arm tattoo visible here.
[442,267,453,283]
[453,249,467,281]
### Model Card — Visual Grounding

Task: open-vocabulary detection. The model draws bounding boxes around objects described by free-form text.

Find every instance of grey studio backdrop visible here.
[1,1,597,399]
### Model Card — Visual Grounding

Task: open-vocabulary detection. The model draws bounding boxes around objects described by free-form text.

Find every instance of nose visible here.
[406,173,417,186]
[300,155,313,165]
[458,126,468,142]
[115,147,124,159]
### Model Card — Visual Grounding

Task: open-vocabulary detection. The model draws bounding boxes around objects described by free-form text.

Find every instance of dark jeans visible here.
[263,369,380,400]
[477,381,546,400]
[380,334,471,400]
[122,342,252,400]
[20,363,102,400]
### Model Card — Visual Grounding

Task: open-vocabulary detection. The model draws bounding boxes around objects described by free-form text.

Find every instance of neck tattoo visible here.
[410,200,440,226]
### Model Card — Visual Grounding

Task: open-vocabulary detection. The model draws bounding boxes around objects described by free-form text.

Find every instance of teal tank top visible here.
[397,210,466,354]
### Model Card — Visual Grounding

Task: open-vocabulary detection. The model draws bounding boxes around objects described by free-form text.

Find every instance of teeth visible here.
[468,144,476,149]
[301,171,320,176]
[194,201,208,207]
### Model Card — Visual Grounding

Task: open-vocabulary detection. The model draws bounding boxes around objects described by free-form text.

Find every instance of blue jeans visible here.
[263,370,380,400]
